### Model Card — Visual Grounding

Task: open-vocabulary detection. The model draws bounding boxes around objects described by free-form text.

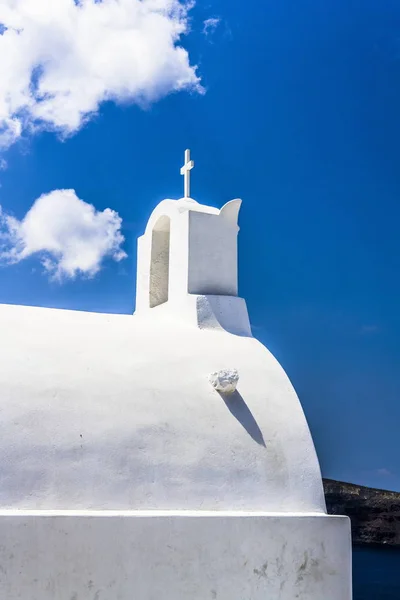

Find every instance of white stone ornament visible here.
[209,368,239,394]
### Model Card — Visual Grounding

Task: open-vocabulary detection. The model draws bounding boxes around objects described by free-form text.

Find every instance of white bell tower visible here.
[135,151,251,335]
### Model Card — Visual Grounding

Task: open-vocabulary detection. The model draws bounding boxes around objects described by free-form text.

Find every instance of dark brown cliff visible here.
[323,478,400,548]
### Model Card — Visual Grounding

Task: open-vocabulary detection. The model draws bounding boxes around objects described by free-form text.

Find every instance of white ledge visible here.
[0,510,339,518]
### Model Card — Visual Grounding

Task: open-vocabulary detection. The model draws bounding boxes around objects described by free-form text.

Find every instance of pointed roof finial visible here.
[180,149,194,198]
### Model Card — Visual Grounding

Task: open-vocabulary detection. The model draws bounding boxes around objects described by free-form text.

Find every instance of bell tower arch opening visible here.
[149,215,171,308]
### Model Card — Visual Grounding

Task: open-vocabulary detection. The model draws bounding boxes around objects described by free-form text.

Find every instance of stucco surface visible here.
[0,194,352,598]
[0,300,325,511]
[0,512,352,600]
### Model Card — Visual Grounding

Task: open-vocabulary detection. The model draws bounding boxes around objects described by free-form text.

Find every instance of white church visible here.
[0,151,352,599]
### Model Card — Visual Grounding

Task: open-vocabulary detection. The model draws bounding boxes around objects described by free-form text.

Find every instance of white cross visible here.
[180,149,194,198]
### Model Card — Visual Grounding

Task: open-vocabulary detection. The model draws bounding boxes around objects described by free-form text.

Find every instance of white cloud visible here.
[0,189,126,280]
[376,468,393,477]
[203,17,220,36]
[0,0,202,148]
[0,158,7,171]
[360,324,381,334]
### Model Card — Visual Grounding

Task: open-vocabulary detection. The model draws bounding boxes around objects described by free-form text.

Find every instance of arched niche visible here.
[149,215,171,308]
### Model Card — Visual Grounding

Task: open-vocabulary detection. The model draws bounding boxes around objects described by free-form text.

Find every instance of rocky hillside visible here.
[323,479,400,548]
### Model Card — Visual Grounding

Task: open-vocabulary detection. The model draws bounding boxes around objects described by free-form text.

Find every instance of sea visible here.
[353,547,400,599]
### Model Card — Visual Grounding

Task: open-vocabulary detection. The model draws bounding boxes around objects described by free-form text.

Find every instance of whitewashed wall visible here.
[0,512,352,600]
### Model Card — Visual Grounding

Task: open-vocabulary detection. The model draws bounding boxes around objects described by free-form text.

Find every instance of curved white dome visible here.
[0,302,325,512]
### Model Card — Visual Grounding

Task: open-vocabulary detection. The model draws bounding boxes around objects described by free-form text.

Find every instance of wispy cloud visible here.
[203,17,221,37]
[360,324,381,334]
[0,0,203,149]
[0,189,126,281]
[376,468,394,477]
[0,158,7,171]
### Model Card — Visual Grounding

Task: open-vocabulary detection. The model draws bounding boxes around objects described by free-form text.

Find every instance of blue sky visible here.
[0,0,399,492]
